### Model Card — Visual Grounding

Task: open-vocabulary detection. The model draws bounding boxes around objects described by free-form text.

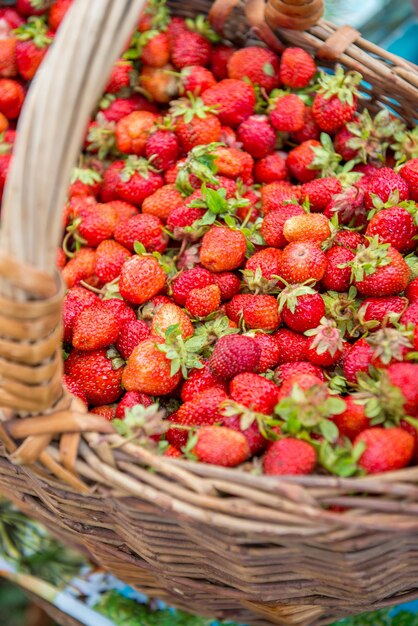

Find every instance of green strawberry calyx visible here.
[322,287,360,338]
[220,399,281,441]
[343,236,391,282]
[192,315,239,357]
[185,15,221,43]
[14,16,52,48]
[175,143,223,196]
[155,324,206,378]
[86,113,117,160]
[305,317,344,357]
[316,65,362,105]
[309,133,342,177]
[170,93,217,123]
[120,155,160,182]
[106,345,126,370]
[186,184,250,235]
[277,280,316,314]
[392,126,418,163]
[352,368,407,426]
[241,266,282,295]
[70,167,102,186]
[316,438,365,477]
[366,326,413,366]
[113,402,168,446]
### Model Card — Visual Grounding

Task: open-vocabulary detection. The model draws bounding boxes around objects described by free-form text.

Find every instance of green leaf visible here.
[319,419,339,443]
[134,241,147,255]
[263,62,275,77]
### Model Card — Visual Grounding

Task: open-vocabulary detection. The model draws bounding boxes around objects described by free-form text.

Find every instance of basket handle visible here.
[265,0,324,30]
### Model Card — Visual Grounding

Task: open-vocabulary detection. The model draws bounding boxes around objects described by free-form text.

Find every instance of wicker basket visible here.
[0,1,418,625]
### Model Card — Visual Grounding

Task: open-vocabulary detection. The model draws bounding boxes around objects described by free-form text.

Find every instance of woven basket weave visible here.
[0,1,418,625]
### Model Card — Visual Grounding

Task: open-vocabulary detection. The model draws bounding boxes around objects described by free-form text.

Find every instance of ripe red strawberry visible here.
[358,296,407,330]
[280,290,325,333]
[142,185,183,223]
[321,246,354,292]
[279,242,327,284]
[254,152,288,184]
[243,294,281,331]
[181,362,226,402]
[192,425,250,466]
[366,206,418,253]
[343,338,373,384]
[62,286,99,343]
[283,213,331,245]
[290,106,320,143]
[0,152,11,200]
[399,158,418,201]
[200,226,246,272]
[333,229,363,250]
[0,78,24,118]
[387,363,418,417]
[16,0,48,16]
[406,278,418,303]
[186,284,221,318]
[64,349,123,405]
[105,59,133,93]
[119,255,166,304]
[14,17,52,80]
[312,67,361,133]
[224,294,253,324]
[0,8,24,28]
[68,167,101,198]
[0,36,17,78]
[279,47,316,89]
[275,361,324,384]
[332,397,369,441]
[354,427,414,474]
[236,115,276,159]
[172,98,222,152]
[352,242,411,297]
[252,332,281,372]
[210,44,234,80]
[163,445,183,458]
[113,158,164,206]
[324,186,367,228]
[301,177,342,213]
[287,139,321,183]
[63,374,88,405]
[48,0,72,31]
[274,328,309,364]
[151,302,194,339]
[261,204,304,248]
[114,213,168,254]
[261,181,301,212]
[145,130,179,171]
[115,390,153,420]
[230,372,279,415]
[94,239,131,283]
[401,302,418,326]
[263,438,316,475]
[364,167,409,210]
[179,65,216,95]
[172,267,216,305]
[140,64,179,104]
[277,372,325,399]
[142,32,170,67]
[227,46,280,91]
[213,272,241,301]
[305,318,344,367]
[115,111,158,156]
[245,247,283,283]
[210,334,260,379]
[115,319,150,360]
[75,202,117,247]
[171,386,228,431]
[171,30,211,69]
[62,248,96,288]
[269,94,305,133]
[100,94,157,123]
[72,303,120,351]
[221,414,267,456]
[122,338,182,396]
[202,79,255,127]
[101,298,135,326]
[213,147,254,183]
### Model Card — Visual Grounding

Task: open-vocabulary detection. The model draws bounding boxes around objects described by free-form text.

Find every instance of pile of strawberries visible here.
[1,0,418,477]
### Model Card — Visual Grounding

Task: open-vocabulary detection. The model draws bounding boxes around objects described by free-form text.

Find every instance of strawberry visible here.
[287,139,321,183]
[333,229,363,250]
[200,226,246,272]
[324,186,367,228]
[16,0,48,17]
[230,372,279,415]
[171,96,221,152]
[343,338,373,384]
[123,338,182,395]
[64,349,123,405]
[164,445,183,458]
[63,374,88,405]
[399,158,418,201]
[74,202,117,247]
[301,177,342,213]
[140,64,179,104]
[114,157,164,206]
[321,246,354,292]
[72,303,120,351]
[0,9,24,29]
[115,111,158,156]
[113,317,150,361]
[279,47,316,89]
[332,397,369,441]
[172,267,216,305]
[224,294,253,324]
[354,427,414,474]
[69,167,101,198]
[269,94,305,133]
[243,294,281,331]
[193,425,250,466]
[358,296,407,330]
[48,0,72,31]
[115,391,153,420]
[119,255,166,304]
[401,302,418,326]
[101,94,157,123]
[170,386,227,430]
[179,65,216,95]
[279,288,325,333]
[181,362,226,402]
[213,147,254,183]
[213,272,241,301]
[0,78,24,118]
[145,130,179,171]
[290,107,320,143]
[202,79,256,127]
[275,361,325,383]
[151,302,194,339]
[221,414,267,456]
[62,248,96,288]
[274,328,309,364]
[283,213,331,245]
[14,17,52,80]
[277,372,325,399]
[279,241,327,284]
[236,115,276,159]
[0,152,11,200]
[210,334,260,379]
[406,278,418,303]
[105,59,133,94]
[263,439,316,475]
[114,213,168,253]
[245,247,283,285]
[210,44,234,80]
[261,181,301,212]
[142,185,183,222]
[62,286,99,343]
[253,332,281,372]
[141,31,170,67]
[364,167,409,210]
[254,152,288,184]
[110,200,138,226]
[261,204,304,248]
[305,318,344,366]
[366,206,418,253]
[0,35,17,78]
[227,46,280,91]
[312,66,361,133]
[94,239,131,283]
[171,30,211,69]
[350,240,411,297]
[186,284,221,318]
